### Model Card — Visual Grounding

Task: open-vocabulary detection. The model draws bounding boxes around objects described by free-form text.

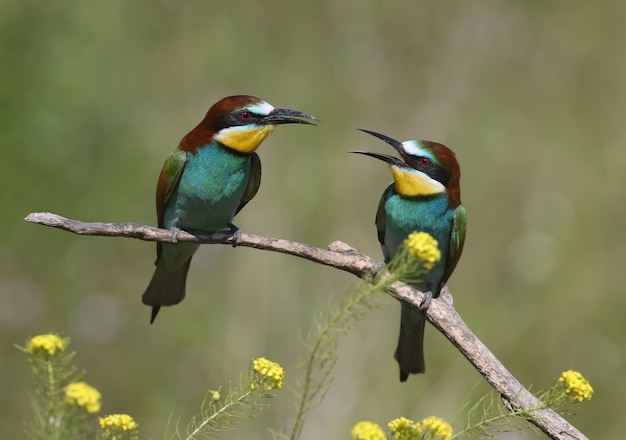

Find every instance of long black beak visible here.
[263,108,319,126]
[358,128,405,156]
[348,150,406,167]
[350,128,408,167]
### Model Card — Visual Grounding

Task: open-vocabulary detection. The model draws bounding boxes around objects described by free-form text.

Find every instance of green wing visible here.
[156,150,187,228]
[375,185,394,262]
[235,152,262,215]
[154,150,187,262]
[440,204,467,289]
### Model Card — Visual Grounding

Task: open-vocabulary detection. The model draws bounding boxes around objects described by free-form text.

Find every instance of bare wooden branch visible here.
[24,212,587,440]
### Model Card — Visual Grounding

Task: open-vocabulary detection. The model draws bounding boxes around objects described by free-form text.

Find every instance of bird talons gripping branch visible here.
[365,261,387,283]
[418,290,433,312]
[227,222,242,247]
[373,261,387,273]
[170,226,181,244]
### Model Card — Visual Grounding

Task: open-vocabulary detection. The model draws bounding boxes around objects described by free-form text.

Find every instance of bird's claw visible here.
[373,261,387,273]
[366,261,387,283]
[418,291,433,312]
[227,223,242,247]
[170,226,181,244]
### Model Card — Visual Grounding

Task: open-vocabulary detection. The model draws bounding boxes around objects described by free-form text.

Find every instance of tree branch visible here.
[24,212,587,440]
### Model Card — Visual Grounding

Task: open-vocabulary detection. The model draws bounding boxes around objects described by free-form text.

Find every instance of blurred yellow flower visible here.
[65,381,101,413]
[99,413,139,433]
[559,370,593,402]
[417,416,453,440]
[403,232,441,269]
[252,357,284,390]
[350,421,385,440]
[388,416,419,440]
[210,390,220,401]
[25,333,66,355]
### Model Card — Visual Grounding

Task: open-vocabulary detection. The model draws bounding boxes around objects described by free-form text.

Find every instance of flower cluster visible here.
[351,416,452,440]
[252,357,284,390]
[417,416,453,440]
[388,416,420,439]
[559,370,593,403]
[24,333,67,356]
[65,381,102,413]
[351,420,386,440]
[99,413,139,437]
[403,232,441,269]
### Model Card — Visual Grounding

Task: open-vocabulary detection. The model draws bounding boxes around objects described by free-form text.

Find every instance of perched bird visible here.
[351,129,466,381]
[143,95,317,323]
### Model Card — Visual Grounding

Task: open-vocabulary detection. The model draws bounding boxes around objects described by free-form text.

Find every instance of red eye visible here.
[419,157,431,167]
[240,111,252,121]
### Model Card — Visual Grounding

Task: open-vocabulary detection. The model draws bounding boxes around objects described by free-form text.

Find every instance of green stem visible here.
[289,311,332,440]
[452,405,549,439]
[184,388,255,440]
[290,280,385,440]
[44,359,62,440]
[288,259,425,440]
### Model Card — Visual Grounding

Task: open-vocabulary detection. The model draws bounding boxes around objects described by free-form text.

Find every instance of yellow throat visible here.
[390,165,445,197]
[214,125,276,154]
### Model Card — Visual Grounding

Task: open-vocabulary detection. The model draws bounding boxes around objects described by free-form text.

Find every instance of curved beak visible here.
[357,128,405,157]
[348,150,406,168]
[352,129,409,167]
[263,108,319,126]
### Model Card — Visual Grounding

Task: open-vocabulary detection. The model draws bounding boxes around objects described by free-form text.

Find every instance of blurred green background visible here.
[1,1,624,438]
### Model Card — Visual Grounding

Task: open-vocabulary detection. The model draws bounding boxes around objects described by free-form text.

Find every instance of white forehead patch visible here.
[401,140,424,156]
[246,101,275,116]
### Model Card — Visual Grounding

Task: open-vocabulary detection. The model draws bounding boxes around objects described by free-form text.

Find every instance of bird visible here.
[351,128,466,381]
[142,95,318,323]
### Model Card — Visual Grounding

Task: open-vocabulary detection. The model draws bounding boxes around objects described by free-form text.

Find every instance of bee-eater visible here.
[142,95,317,323]
[351,129,466,381]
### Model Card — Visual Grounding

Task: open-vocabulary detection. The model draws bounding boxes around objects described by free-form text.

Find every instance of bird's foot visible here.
[365,261,387,283]
[418,290,433,312]
[373,261,387,275]
[227,222,242,247]
[169,226,181,244]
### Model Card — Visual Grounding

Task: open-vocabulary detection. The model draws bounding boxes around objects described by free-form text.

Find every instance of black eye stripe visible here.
[406,155,451,186]
[214,111,261,130]
[407,155,433,171]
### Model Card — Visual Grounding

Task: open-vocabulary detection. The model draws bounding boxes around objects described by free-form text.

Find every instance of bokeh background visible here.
[1,1,624,438]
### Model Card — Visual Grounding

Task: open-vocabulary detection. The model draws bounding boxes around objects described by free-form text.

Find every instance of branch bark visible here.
[25,212,587,440]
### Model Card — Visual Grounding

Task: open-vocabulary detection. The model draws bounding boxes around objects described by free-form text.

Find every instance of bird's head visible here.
[179,95,318,154]
[351,129,461,205]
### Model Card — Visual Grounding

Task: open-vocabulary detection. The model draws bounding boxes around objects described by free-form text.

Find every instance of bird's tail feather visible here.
[394,303,426,381]
[142,258,191,324]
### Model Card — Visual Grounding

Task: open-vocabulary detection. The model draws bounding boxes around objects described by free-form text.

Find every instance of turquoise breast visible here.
[383,190,453,294]
[164,144,251,230]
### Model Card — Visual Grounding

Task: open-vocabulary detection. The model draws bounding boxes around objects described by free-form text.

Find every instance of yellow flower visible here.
[388,416,419,440]
[351,421,385,440]
[416,416,453,440]
[210,390,220,401]
[65,381,102,413]
[25,333,67,355]
[559,370,593,402]
[252,357,284,390]
[403,232,441,269]
[99,414,139,434]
